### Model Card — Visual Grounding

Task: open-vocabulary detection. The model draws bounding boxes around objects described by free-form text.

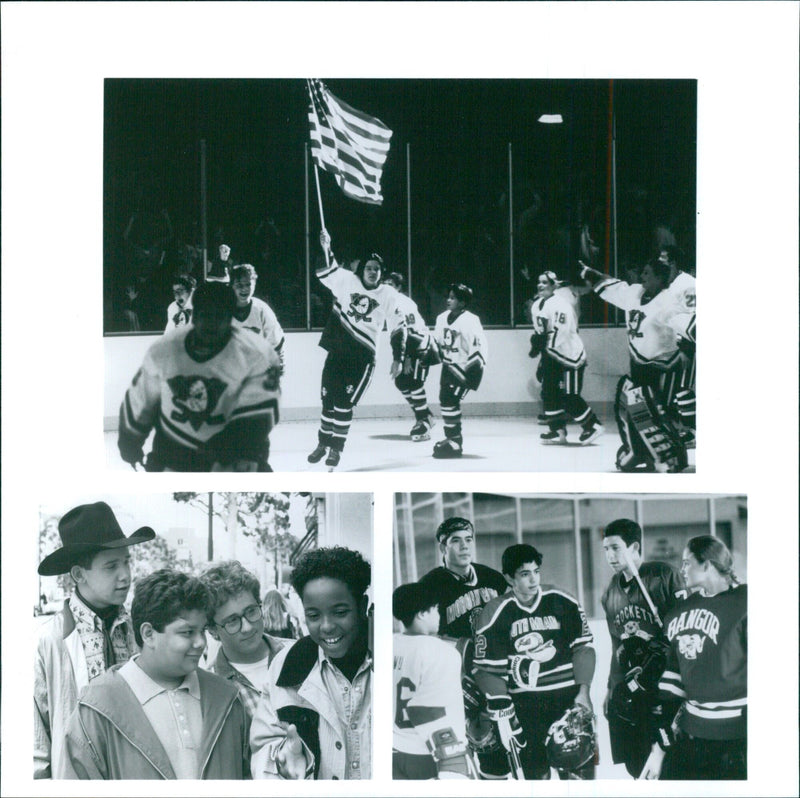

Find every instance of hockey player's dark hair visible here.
[384,271,405,291]
[231,263,258,281]
[502,544,543,577]
[290,546,371,602]
[448,282,474,306]
[659,244,682,267]
[603,518,642,548]
[647,258,671,287]
[131,569,213,648]
[435,516,474,544]
[392,582,439,627]
[172,273,197,291]
[686,535,739,585]
[191,280,237,317]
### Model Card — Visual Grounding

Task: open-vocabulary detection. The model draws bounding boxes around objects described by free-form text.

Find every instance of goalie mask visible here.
[545,706,596,773]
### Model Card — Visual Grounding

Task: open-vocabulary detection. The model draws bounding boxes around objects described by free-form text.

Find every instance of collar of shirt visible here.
[317,645,373,676]
[120,656,201,705]
[69,592,128,635]
[445,564,477,586]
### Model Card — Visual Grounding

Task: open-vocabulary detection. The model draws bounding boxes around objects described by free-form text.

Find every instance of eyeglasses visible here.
[215,604,263,635]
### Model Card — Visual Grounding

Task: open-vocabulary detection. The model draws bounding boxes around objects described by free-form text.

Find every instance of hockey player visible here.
[659,246,696,440]
[417,517,507,640]
[431,284,488,459]
[642,536,746,780]
[473,544,596,780]
[529,271,604,446]
[230,263,286,371]
[581,259,687,472]
[392,582,475,779]
[382,272,437,442]
[307,229,405,470]
[118,281,281,472]
[600,518,686,778]
[165,273,196,332]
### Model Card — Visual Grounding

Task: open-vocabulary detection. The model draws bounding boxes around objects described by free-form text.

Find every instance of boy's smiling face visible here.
[301,577,366,659]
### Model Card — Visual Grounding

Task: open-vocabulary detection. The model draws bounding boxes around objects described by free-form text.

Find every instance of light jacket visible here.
[34,599,136,779]
[250,636,372,780]
[59,666,250,779]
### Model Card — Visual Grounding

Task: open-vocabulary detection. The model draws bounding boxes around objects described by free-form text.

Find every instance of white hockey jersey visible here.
[120,326,281,454]
[317,259,404,356]
[531,291,586,368]
[433,309,488,382]
[665,270,696,343]
[393,633,469,757]
[232,297,286,363]
[595,278,680,368]
[165,299,193,332]
[394,292,431,356]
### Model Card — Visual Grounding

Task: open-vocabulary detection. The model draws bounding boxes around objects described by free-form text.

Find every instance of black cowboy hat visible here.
[38,502,155,576]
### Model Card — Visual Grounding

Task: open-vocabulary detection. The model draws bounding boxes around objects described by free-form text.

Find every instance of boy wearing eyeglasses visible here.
[202,561,287,719]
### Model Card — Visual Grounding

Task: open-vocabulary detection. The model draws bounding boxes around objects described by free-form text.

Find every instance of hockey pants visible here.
[317,352,375,452]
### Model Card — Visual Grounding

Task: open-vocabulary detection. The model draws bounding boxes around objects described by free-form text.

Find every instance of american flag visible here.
[307,78,393,205]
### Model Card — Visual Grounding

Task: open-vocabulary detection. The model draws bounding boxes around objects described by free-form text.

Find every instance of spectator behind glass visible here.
[262,589,299,639]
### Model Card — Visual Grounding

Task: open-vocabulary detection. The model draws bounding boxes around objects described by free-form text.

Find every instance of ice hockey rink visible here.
[105,414,696,473]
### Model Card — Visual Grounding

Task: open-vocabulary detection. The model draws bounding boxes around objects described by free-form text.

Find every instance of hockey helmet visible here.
[545,706,596,772]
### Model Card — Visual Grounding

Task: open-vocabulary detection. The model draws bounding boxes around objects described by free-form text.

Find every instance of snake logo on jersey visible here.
[348,293,380,323]
[167,375,227,430]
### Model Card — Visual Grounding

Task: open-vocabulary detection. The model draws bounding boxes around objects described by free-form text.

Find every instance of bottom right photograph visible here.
[392,493,747,781]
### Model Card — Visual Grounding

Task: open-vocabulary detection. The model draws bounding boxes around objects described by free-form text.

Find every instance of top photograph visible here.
[103,78,696,473]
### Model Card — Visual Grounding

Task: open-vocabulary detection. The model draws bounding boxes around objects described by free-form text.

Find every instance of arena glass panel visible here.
[472,494,517,575]
[519,498,578,599]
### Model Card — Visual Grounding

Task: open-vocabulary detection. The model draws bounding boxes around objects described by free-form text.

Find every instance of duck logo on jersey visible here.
[348,293,379,322]
[677,633,706,660]
[441,328,458,353]
[167,375,227,430]
[515,632,556,662]
[627,309,646,339]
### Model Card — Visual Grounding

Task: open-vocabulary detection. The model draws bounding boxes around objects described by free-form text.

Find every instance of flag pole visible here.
[304,143,311,329]
[406,141,412,296]
[313,163,330,270]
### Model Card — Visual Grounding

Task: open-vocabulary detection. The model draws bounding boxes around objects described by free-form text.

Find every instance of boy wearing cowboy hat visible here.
[34,502,155,779]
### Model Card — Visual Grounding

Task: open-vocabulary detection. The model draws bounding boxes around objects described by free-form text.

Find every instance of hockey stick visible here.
[506,735,525,780]
[620,545,663,629]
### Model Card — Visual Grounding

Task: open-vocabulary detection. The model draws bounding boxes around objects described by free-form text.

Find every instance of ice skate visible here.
[325,448,341,471]
[578,422,604,446]
[410,415,434,442]
[540,428,568,445]
[432,438,462,459]
[307,444,328,464]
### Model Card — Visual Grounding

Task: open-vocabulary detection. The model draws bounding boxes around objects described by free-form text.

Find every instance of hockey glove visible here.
[535,358,544,383]
[118,430,145,467]
[485,695,525,753]
[677,335,695,357]
[426,727,474,779]
[528,333,546,358]
[464,360,484,391]
[578,260,606,287]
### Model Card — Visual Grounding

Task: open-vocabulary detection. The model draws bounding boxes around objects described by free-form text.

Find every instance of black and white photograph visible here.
[103,77,697,473]
[2,2,798,796]
[35,492,373,780]
[393,492,747,781]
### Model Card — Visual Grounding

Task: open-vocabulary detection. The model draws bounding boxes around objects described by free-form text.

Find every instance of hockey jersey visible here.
[473,587,593,695]
[165,299,193,332]
[433,309,488,384]
[665,271,696,343]
[119,326,281,464]
[317,259,404,358]
[393,292,431,360]
[531,291,586,368]
[393,633,469,758]
[601,561,686,689]
[232,297,286,365]
[659,584,747,740]
[594,278,681,368]
[418,564,507,640]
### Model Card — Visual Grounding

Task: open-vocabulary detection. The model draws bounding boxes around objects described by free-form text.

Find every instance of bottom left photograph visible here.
[34,492,373,781]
